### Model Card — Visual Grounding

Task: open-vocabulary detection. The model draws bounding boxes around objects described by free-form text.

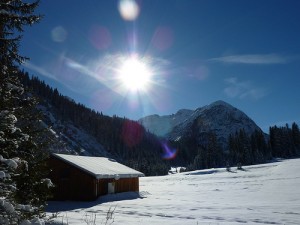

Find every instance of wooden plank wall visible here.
[49,156,97,201]
[97,177,139,196]
[116,177,139,193]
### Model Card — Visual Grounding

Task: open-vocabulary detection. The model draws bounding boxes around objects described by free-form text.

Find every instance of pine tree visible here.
[190,146,206,170]
[250,130,270,163]
[13,83,54,220]
[228,133,237,165]
[206,132,223,168]
[291,122,300,155]
[0,104,28,224]
[238,129,252,165]
[0,1,47,224]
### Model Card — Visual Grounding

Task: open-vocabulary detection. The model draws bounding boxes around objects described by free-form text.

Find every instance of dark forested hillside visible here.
[19,72,169,176]
[18,72,300,174]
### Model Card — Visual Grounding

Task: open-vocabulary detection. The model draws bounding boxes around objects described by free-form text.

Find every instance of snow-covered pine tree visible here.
[0,1,50,224]
[13,81,54,221]
[0,104,28,224]
[15,75,53,218]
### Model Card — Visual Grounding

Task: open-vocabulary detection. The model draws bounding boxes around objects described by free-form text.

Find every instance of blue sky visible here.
[21,0,300,131]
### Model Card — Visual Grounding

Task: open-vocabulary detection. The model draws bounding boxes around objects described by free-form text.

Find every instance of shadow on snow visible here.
[46,191,147,212]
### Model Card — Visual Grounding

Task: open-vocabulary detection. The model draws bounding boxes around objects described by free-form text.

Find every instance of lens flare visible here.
[118,0,140,21]
[51,26,67,43]
[89,25,111,50]
[162,142,177,160]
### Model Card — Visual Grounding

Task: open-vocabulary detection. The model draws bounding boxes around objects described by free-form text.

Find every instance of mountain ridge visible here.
[20,72,300,172]
[138,108,193,137]
[139,100,263,148]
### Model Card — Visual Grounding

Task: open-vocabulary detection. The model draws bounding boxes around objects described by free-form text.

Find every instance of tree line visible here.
[177,121,300,171]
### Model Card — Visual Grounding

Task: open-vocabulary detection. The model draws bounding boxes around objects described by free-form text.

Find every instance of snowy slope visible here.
[138,109,193,137]
[37,104,109,157]
[46,158,300,225]
[140,100,263,147]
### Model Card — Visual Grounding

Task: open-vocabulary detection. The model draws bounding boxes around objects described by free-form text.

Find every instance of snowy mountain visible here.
[138,109,193,137]
[139,100,263,148]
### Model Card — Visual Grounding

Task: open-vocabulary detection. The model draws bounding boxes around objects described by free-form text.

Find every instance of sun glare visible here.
[118,57,152,92]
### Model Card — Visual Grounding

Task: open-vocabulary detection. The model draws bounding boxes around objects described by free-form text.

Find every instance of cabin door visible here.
[108,182,115,194]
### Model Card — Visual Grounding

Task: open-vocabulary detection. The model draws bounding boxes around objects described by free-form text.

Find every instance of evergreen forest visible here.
[19,72,300,174]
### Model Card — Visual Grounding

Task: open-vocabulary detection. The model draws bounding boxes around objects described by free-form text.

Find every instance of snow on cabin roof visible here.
[52,154,144,179]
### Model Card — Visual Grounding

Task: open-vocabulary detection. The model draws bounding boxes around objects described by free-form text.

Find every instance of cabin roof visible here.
[52,153,144,179]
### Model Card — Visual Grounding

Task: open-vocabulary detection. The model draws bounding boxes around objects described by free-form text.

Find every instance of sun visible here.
[117,56,152,92]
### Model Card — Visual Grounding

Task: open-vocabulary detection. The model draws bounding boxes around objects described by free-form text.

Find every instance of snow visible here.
[138,109,193,137]
[0,155,19,169]
[53,154,144,179]
[41,178,54,188]
[3,201,15,213]
[139,101,263,149]
[5,159,18,169]
[20,218,45,225]
[20,220,32,225]
[46,158,300,225]
[0,171,5,179]
[167,100,262,144]
[37,103,109,157]
[0,10,9,15]
[6,82,24,94]
[168,167,186,174]
[17,204,33,212]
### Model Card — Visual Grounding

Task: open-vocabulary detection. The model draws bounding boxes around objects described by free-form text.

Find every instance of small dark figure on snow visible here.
[226,162,231,172]
[237,162,243,170]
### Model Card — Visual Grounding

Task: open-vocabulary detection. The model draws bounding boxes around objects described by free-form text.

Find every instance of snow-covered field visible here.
[46,158,300,225]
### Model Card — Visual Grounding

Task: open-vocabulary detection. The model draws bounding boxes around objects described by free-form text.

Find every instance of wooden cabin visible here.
[49,153,144,201]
